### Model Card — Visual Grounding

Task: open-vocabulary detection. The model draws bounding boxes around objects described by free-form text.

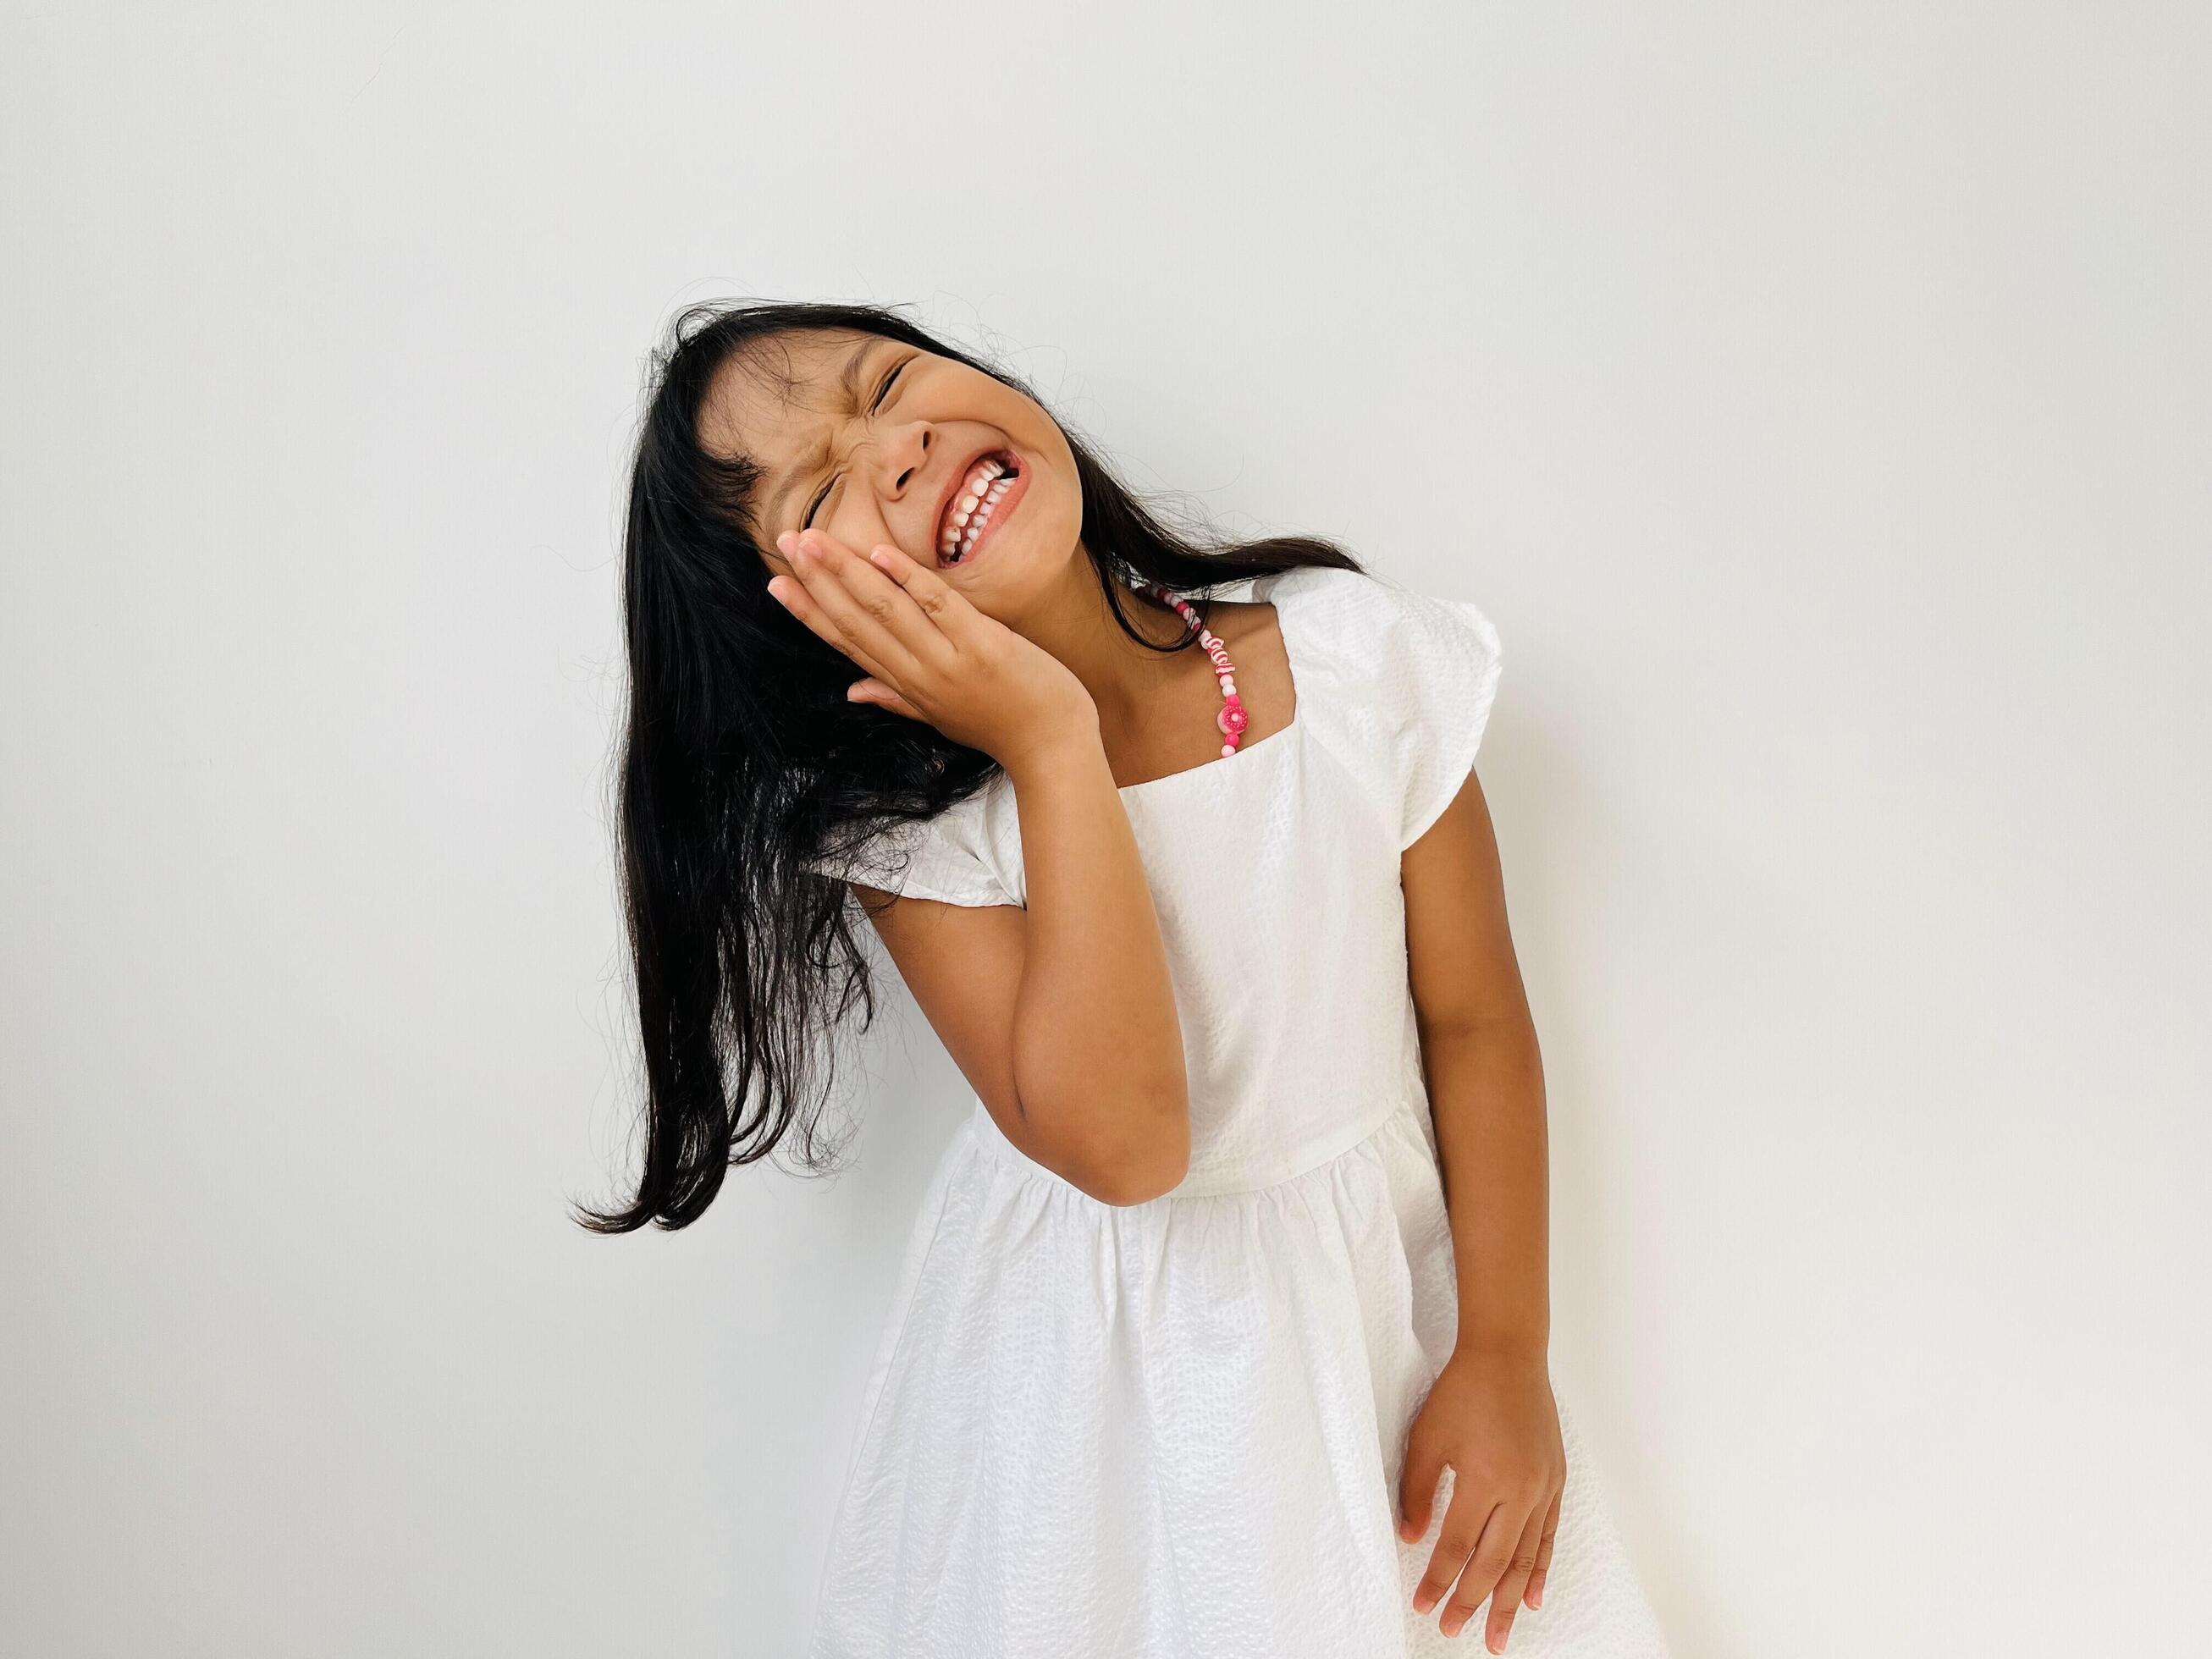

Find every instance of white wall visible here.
[4,4,2206,1654]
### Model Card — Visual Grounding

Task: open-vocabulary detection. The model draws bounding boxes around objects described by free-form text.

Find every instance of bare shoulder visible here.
[1197,594,1299,732]
[1199,593,1284,650]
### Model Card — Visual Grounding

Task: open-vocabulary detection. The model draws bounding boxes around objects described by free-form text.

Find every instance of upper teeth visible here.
[941,457,1015,563]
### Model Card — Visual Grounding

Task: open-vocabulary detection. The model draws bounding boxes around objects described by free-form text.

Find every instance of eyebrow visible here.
[762,339,878,531]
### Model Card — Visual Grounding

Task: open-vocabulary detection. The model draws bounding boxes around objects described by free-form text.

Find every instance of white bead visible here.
[1222,743,1236,757]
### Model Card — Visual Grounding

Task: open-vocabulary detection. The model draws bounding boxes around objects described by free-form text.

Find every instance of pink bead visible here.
[1217,703,1249,736]
[1222,743,1237,758]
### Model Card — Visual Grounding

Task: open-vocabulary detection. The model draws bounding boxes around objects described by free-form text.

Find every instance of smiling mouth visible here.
[938,452,1025,567]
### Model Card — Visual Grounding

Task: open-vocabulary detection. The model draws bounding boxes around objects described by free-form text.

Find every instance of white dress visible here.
[803,562,1670,1658]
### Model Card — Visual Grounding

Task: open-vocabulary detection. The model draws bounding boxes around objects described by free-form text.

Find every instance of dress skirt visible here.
[806,1089,1671,1657]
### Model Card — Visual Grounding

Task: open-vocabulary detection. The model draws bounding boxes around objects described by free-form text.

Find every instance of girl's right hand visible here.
[769,527,1098,776]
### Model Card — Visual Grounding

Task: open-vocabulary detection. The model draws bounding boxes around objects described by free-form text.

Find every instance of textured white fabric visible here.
[804,564,1669,1657]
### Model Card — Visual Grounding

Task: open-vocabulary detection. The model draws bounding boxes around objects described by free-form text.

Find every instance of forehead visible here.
[701,328,885,534]
[700,327,874,464]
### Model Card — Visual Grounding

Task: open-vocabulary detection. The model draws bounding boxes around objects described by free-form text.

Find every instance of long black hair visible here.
[575,299,1365,1233]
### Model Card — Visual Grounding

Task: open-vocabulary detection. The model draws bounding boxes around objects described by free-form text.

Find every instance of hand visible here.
[1398,1347,1566,1651]
[768,528,1096,774]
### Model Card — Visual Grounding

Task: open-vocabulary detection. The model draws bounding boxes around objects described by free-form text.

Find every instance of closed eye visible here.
[872,361,906,412]
[802,358,911,530]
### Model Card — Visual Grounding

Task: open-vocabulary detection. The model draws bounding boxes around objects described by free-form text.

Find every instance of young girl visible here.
[585,300,1671,1657]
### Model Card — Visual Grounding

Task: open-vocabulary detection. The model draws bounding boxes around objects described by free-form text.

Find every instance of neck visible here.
[1016,548,1205,738]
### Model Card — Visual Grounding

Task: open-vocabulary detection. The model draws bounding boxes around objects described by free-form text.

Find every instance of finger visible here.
[765,570,895,685]
[1525,1488,1562,1611]
[810,536,958,658]
[1413,1484,1492,1621]
[837,547,968,685]
[846,677,925,721]
[1438,1499,1517,1641]
[780,536,912,676]
[781,532,941,684]
[1483,1505,1547,1653]
[1398,1437,1447,1546]
[863,541,980,642]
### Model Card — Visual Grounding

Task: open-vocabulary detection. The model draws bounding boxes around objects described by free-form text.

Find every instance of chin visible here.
[942,481,1080,589]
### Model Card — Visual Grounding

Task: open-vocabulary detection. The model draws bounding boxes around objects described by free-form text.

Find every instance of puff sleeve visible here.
[800,802,1019,908]
[1391,589,1504,851]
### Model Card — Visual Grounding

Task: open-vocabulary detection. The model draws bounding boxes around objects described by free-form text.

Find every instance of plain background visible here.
[4,3,2207,1655]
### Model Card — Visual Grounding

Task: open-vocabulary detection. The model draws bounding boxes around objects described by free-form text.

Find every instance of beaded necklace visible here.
[1131,580,1250,758]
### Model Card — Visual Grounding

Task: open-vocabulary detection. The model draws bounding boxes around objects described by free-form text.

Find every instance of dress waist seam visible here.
[961,1091,1424,1202]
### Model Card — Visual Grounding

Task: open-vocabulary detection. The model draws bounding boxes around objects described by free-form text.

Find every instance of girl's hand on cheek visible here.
[768,529,1098,775]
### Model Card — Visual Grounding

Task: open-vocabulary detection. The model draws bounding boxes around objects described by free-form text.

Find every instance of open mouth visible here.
[937,450,1027,567]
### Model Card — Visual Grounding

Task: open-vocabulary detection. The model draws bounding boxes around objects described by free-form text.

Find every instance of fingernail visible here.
[1529,1586,1542,1608]
[869,546,893,565]
[775,531,795,553]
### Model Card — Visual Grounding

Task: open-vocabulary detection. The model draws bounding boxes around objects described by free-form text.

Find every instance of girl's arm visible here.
[1404,766,1549,1355]
[775,531,1189,1205]
[1396,765,1565,1654]
[863,727,1190,1205]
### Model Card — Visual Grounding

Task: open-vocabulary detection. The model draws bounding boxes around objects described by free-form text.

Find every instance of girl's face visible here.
[705,328,1084,617]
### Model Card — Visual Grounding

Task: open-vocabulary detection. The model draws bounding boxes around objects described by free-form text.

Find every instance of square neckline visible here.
[1115,567,1305,796]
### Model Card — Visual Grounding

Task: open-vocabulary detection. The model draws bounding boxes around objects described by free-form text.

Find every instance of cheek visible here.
[828,493,891,548]
[1032,462,1083,542]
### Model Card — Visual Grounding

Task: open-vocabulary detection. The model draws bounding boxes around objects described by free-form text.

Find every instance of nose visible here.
[871,417,932,500]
